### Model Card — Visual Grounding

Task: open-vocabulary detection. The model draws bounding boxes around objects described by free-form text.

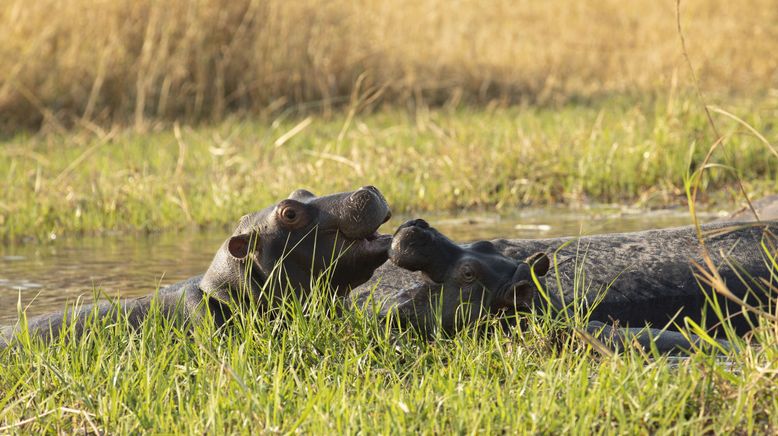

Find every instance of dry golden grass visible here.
[1,0,777,132]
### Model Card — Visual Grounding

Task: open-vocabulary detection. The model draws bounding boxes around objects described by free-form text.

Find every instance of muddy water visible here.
[0,207,722,323]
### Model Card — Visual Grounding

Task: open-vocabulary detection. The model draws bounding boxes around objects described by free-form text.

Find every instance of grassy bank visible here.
[2,0,777,131]
[1,284,776,433]
[2,95,777,242]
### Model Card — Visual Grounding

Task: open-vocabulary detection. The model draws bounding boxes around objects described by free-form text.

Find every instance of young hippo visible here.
[363,219,743,354]
[357,215,777,339]
[1,186,392,347]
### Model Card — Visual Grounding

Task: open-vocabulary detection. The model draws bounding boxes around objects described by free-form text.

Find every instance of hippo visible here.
[354,217,776,343]
[358,219,737,354]
[1,186,393,347]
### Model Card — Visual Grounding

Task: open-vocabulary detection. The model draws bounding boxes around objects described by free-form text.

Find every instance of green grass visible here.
[2,94,777,242]
[1,278,776,433]
[1,92,777,432]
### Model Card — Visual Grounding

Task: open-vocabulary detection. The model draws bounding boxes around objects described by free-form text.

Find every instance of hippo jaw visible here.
[201,186,393,306]
[381,219,549,336]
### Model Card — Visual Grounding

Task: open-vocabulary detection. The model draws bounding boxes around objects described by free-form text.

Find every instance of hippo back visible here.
[495,220,776,334]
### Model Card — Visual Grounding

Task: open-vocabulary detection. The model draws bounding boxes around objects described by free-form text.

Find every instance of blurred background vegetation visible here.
[1,0,776,132]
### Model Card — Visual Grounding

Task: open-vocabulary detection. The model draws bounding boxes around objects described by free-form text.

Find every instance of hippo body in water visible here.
[373,220,735,354]
[354,217,777,344]
[1,187,393,347]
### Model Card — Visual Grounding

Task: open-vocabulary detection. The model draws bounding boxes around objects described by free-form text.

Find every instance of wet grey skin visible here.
[1,186,393,348]
[354,217,777,352]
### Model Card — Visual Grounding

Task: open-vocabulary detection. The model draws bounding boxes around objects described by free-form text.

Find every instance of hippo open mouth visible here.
[353,230,391,249]
[354,231,393,255]
[365,231,384,241]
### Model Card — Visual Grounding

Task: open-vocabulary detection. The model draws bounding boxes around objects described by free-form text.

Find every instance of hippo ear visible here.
[526,252,550,277]
[493,281,535,309]
[493,263,535,309]
[227,234,254,260]
[509,279,535,309]
[496,253,548,309]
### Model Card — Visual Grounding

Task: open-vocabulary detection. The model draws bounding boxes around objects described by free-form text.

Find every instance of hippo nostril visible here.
[361,185,379,193]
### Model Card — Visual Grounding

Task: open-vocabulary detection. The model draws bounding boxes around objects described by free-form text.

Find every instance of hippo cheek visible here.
[439,292,489,334]
[384,286,486,337]
[400,287,483,337]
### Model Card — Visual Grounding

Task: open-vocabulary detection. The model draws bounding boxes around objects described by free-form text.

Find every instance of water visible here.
[0,207,723,323]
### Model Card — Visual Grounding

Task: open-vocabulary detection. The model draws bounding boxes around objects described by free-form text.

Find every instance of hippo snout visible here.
[391,220,434,251]
[360,185,389,208]
[337,186,392,239]
[389,220,460,279]
[349,187,376,208]
[390,228,431,271]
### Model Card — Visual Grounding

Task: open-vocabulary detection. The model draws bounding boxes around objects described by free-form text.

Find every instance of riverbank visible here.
[3,95,776,242]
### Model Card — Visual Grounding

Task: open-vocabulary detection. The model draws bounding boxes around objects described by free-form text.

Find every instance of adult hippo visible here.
[358,219,737,354]
[1,186,392,347]
[354,217,776,339]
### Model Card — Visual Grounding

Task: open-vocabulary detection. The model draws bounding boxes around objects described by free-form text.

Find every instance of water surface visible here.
[0,207,721,323]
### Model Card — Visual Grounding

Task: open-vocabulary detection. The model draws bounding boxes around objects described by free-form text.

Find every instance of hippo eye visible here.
[460,264,477,284]
[282,208,297,221]
[277,203,305,227]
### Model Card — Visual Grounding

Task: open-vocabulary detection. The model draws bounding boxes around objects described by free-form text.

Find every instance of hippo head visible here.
[200,186,393,306]
[382,219,549,336]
